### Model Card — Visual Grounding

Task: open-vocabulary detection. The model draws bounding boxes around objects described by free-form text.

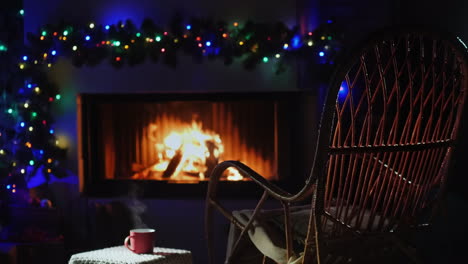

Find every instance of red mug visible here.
[124,228,155,254]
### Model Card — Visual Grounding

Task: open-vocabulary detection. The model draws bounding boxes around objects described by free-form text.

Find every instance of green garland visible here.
[24,16,342,72]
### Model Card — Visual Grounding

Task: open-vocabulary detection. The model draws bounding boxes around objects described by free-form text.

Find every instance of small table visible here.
[68,246,192,264]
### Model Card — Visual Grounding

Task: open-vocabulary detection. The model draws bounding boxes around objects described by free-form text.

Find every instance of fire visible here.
[226,167,243,181]
[145,120,243,181]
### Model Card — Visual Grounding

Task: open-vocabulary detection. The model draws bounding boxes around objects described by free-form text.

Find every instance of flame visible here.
[151,120,224,179]
[226,167,244,181]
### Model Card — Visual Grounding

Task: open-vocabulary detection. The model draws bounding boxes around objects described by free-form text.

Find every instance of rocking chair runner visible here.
[205,27,468,264]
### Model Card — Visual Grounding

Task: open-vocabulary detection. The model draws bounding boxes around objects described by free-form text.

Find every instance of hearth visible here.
[78,91,315,198]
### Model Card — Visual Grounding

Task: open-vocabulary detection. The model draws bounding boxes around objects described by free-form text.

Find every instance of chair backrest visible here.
[315,27,468,235]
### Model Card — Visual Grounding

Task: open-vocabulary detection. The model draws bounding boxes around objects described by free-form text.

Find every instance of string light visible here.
[89,23,95,29]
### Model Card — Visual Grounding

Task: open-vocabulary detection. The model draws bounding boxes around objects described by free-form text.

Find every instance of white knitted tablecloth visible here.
[68,246,192,264]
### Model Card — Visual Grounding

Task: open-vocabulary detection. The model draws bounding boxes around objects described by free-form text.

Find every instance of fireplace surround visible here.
[78,91,316,198]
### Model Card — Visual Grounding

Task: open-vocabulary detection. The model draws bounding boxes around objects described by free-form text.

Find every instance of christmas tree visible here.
[1,5,67,203]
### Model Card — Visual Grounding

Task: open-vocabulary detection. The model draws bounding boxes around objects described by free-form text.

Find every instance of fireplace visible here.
[78,91,315,198]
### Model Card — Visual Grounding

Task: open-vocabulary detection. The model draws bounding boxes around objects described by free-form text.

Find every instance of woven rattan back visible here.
[319,29,468,236]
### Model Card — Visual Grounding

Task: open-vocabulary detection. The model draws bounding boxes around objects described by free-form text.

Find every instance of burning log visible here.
[162,149,183,178]
[204,140,219,178]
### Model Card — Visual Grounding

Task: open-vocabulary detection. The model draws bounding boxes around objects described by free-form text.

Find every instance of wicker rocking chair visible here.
[205,27,468,264]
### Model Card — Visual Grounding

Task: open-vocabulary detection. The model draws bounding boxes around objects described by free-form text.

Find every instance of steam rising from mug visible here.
[127,183,148,228]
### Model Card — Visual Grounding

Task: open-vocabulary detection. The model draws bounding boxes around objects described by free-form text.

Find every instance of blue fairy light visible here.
[20,122,25,127]
[291,35,302,49]
[51,50,57,56]
[85,35,91,41]
[49,129,54,134]
[338,81,348,102]
[206,41,211,47]
[22,55,28,61]
[105,25,110,30]
[319,51,325,57]
[186,25,191,30]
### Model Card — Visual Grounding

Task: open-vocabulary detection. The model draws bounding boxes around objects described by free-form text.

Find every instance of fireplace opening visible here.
[78,92,315,198]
